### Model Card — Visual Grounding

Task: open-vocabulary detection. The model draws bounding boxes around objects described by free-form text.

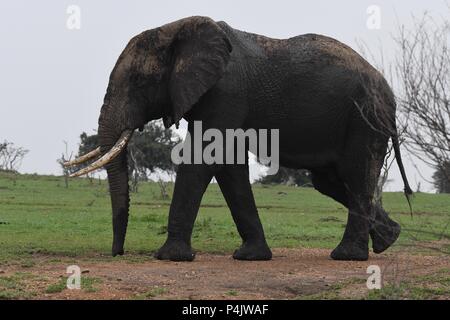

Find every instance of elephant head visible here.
[64,16,232,256]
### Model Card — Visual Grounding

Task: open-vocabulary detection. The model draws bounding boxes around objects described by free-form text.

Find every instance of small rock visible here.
[0,269,5,274]
[81,269,89,274]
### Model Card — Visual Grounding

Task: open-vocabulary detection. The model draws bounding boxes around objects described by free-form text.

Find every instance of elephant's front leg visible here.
[155,163,214,261]
[215,164,272,260]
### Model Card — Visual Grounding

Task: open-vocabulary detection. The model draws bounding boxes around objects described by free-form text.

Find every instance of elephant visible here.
[65,16,412,261]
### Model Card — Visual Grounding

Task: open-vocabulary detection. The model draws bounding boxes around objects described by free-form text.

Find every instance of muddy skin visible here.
[86,16,412,261]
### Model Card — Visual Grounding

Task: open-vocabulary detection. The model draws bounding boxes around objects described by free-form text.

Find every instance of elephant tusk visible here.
[69,130,133,178]
[63,147,101,167]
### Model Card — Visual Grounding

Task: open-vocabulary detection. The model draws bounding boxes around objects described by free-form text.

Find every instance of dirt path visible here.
[1,248,449,299]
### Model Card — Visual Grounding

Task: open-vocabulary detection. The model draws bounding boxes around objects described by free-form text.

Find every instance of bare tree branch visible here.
[395,13,450,192]
[0,140,29,172]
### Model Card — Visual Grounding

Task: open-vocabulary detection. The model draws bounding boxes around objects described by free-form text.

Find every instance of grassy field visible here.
[0,171,450,300]
[0,171,449,263]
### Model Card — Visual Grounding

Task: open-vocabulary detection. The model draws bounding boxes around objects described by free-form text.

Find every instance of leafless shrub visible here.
[0,140,29,172]
[56,141,72,188]
[158,178,170,200]
[395,13,450,192]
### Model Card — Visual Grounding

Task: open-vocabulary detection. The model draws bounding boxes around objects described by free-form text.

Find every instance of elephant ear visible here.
[166,17,232,127]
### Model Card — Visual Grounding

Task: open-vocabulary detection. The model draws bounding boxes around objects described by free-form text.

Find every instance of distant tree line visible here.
[433,162,450,193]
[257,167,312,187]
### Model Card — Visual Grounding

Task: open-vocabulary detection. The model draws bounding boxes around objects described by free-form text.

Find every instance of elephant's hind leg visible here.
[330,132,386,261]
[312,169,369,260]
[370,205,401,254]
[311,169,401,256]
[311,169,348,207]
[215,164,272,260]
[330,197,371,261]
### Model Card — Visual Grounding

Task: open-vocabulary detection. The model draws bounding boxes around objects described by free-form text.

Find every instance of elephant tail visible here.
[391,131,413,215]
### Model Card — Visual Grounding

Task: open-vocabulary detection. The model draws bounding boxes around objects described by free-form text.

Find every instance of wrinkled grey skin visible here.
[96,16,411,261]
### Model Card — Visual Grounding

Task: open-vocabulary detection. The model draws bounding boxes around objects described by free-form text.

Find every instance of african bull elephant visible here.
[65,16,412,261]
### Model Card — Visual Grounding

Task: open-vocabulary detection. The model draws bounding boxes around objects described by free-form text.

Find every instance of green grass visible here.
[134,287,168,299]
[297,278,367,300]
[0,272,36,299]
[45,278,67,294]
[367,268,450,300]
[297,268,450,300]
[225,290,239,296]
[45,276,102,294]
[0,171,449,263]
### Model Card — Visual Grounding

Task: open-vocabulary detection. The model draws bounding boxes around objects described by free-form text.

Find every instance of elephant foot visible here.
[112,243,124,256]
[233,241,272,261]
[112,248,124,257]
[154,239,195,261]
[330,241,369,261]
[370,209,401,254]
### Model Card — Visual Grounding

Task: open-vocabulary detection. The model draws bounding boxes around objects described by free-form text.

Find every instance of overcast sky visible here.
[0,0,448,192]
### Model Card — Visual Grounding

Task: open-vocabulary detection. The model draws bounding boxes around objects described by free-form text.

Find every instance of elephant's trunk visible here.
[98,118,132,256]
[106,150,130,256]
[65,101,136,256]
